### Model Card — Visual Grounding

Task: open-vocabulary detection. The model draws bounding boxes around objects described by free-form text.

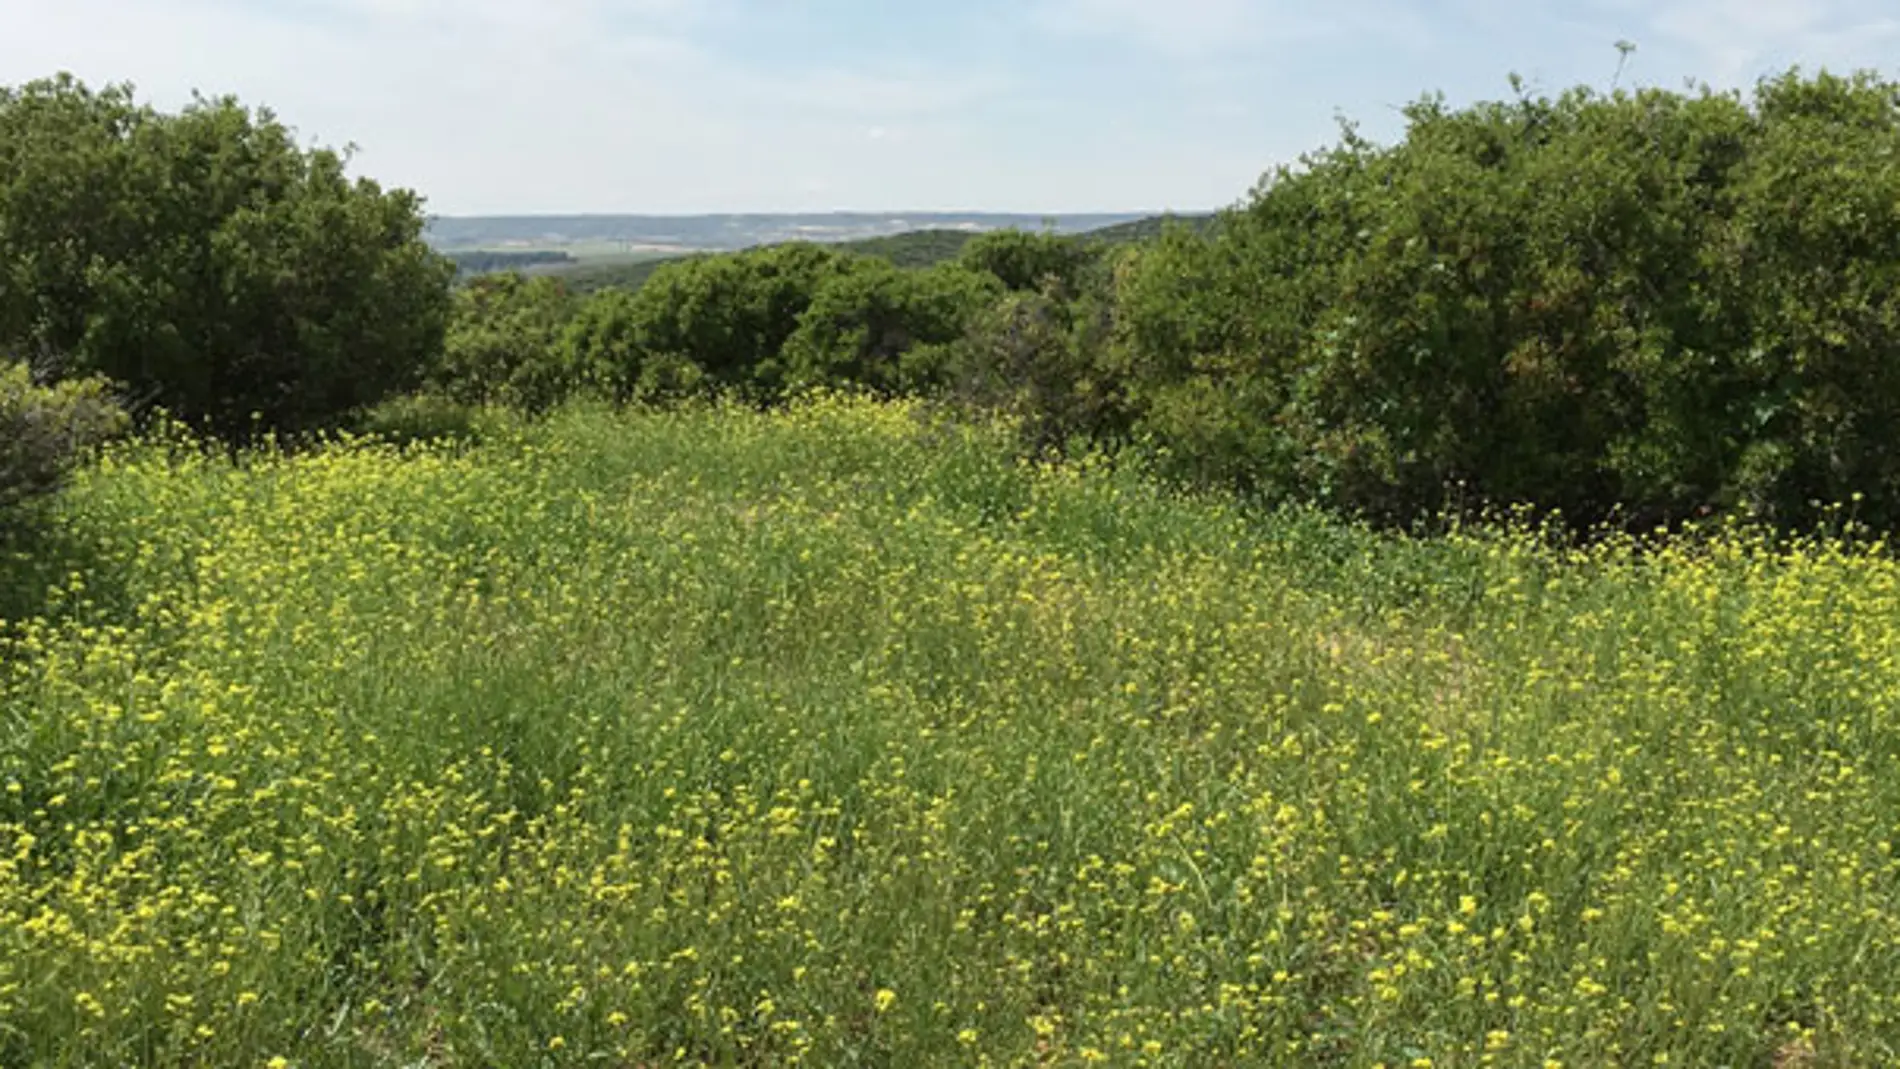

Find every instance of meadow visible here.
[3,397,1899,1067]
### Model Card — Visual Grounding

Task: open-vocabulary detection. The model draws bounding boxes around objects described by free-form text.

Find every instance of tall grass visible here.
[2,396,1898,1066]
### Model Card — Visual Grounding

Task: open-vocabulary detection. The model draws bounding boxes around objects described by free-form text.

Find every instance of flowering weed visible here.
[2,397,1897,1066]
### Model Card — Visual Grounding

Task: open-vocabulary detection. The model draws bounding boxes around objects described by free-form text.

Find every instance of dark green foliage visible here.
[560,288,709,404]
[0,75,453,440]
[1711,71,1900,525]
[560,289,643,401]
[781,263,1003,394]
[357,391,486,447]
[940,271,1124,454]
[550,249,1002,402]
[1110,69,1900,530]
[556,255,685,296]
[1080,214,1219,246]
[829,229,980,268]
[0,361,126,516]
[430,274,584,413]
[956,229,1096,293]
[617,243,870,397]
[1107,205,1337,495]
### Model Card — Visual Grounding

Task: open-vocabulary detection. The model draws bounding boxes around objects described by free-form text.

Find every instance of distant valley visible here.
[425,212,1160,256]
[428,211,1218,291]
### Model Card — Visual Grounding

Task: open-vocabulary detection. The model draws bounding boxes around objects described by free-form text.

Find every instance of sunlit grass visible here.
[3,396,1898,1066]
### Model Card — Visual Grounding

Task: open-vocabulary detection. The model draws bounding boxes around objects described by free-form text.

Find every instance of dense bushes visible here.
[780,262,1003,394]
[955,228,1097,293]
[0,362,125,515]
[407,68,1900,532]
[0,75,452,440]
[939,266,1126,453]
[27,65,1898,534]
[623,244,866,397]
[430,274,583,413]
[1109,70,1900,529]
[446,245,1015,408]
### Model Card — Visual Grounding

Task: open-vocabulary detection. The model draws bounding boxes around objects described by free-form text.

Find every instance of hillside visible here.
[1081,212,1219,244]
[558,254,687,295]
[445,248,577,276]
[546,215,1201,294]
[552,228,980,294]
[830,228,981,267]
[425,211,1151,254]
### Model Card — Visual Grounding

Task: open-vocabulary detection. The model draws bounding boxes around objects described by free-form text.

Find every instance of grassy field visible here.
[3,398,1900,1066]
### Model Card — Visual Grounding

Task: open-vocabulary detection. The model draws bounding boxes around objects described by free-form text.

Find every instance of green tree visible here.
[781,263,1002,394]
[560,288,646,402]
[0,74,452,439]
[957,229,1096,293]
[942,270,1125,453]
[1707,70,1900,525]
[1107,70,1900,529]
[618,243,869,397]
[431,274,583,413]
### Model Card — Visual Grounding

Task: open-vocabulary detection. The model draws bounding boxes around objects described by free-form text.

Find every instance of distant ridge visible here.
[426,212,1158,253]
[1081,213,1219,244]
[447,213,1222,291]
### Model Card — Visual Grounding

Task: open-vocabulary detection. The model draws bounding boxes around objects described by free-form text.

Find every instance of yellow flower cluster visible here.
[0,396,1896,1065]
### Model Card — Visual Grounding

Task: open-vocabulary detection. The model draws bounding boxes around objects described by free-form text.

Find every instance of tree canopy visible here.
[0,74,453,439]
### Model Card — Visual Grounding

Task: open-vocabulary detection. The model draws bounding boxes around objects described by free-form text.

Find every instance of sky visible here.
[2,0,1897,216]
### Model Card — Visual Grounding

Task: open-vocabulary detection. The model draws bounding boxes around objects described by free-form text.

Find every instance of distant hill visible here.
[561,256,695,296]
[1082,213,1219,245]
[446,249,577,276]
[426,212,1153,254]
[517,214,1216,295]
[833,229,981,268]
[555,229,981,294]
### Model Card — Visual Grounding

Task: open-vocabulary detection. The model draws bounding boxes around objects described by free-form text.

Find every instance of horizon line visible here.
[425,208,1219,220]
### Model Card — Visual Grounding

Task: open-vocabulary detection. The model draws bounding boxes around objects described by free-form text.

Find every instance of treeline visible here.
[551,230,983,296]
[0,74,450,522]
[1124,71,1900,529]
[425,230,1091,414]
[9,70,1900,531]
[447,249,576,277]
[547,221,1212,296]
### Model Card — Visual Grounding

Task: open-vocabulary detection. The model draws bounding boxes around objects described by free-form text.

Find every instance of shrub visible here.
[1702,70,1900,527]
[780,263,1003,395]
[0,361,126,515]
[1110,69,1900,530]
[357,391,487,447]
[561,289,646,402]
[432,275,585,413]
[623,244,870,398]
[0,75,452,440]
[940,267,1125,454]
[957,229,1096,293]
